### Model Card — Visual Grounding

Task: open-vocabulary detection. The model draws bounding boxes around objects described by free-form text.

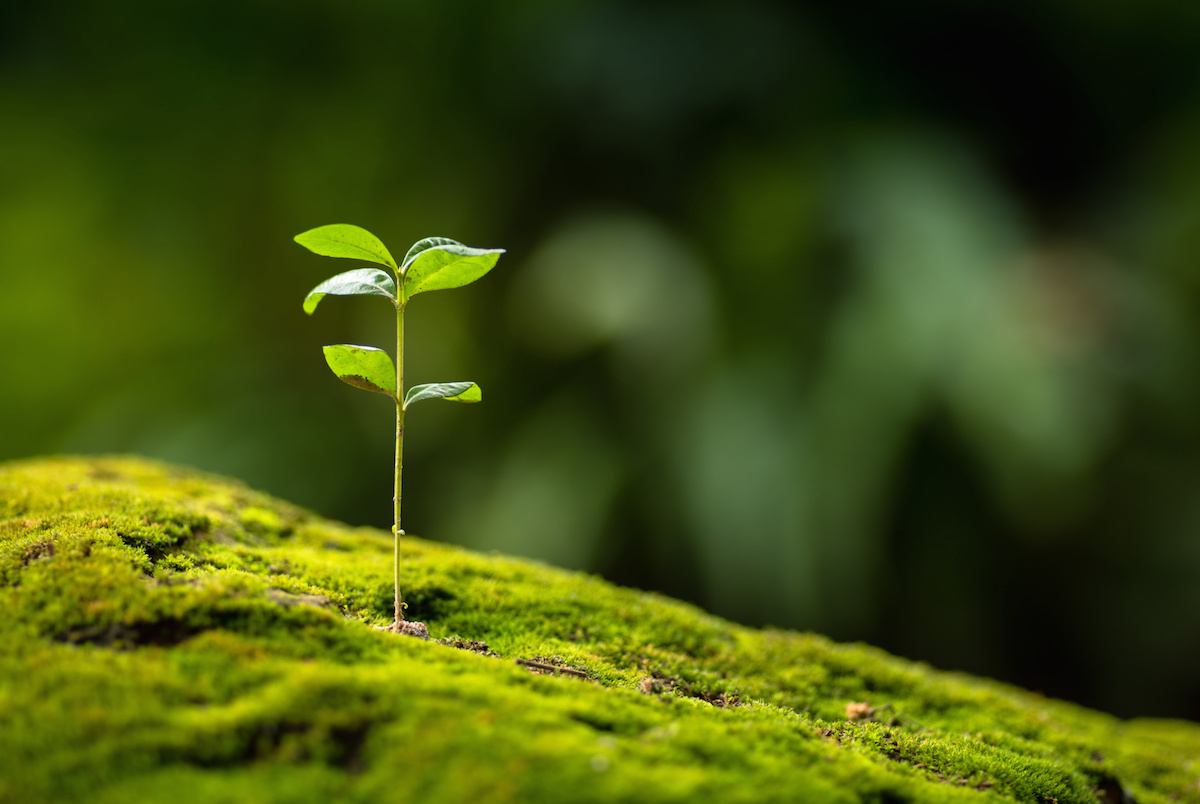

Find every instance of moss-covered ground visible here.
[1,455,1197,803]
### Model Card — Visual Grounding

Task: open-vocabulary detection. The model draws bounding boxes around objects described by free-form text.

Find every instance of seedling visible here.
[296,224,504,636]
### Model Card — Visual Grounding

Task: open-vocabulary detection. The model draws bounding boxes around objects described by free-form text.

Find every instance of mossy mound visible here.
[1,455,1197,804]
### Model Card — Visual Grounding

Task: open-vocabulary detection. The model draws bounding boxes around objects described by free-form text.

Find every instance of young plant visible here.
[296,224,504,637]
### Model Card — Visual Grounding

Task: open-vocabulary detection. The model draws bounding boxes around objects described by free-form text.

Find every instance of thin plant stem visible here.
[394,301,405,625]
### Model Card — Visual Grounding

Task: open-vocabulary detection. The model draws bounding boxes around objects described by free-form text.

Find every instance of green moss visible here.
[1,455,1197,804]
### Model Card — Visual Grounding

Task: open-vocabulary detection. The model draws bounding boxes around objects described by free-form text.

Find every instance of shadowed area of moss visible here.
[1,455,1197,804]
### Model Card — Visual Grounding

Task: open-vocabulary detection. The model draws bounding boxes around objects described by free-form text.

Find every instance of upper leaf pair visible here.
[297,224,504,313]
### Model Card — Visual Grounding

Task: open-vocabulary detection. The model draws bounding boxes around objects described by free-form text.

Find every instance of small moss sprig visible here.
[296,224,504,636]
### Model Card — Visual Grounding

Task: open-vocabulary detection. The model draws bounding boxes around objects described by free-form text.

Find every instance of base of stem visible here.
[377,619,430,640]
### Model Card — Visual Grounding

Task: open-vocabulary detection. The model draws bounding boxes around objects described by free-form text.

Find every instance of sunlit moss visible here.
[1,455,1196,804]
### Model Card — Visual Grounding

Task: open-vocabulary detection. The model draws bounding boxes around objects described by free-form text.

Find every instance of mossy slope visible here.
[1,455,1196,804]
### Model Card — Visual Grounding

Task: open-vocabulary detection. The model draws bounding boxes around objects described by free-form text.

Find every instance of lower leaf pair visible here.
[320,344,480,408]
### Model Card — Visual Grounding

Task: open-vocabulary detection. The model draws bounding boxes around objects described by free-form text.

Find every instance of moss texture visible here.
[1,455,1197,804]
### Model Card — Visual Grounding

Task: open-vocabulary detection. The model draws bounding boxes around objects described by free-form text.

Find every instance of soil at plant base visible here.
[375,619,430,639]
[1,455,1197,804]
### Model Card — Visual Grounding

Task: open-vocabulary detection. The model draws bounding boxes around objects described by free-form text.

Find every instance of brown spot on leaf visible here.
[339,374,389,395]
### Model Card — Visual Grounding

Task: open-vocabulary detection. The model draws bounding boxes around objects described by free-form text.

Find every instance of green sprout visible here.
[296,224,504,637]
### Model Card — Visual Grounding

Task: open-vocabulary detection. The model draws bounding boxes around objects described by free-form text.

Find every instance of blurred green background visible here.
[3,0,1200,720]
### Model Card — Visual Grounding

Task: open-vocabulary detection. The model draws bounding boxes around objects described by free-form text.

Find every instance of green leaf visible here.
[321,344,397,398]
[401,237,465,269]
[295,224,398,271]
[400,239,504,303]
[403,381,482,409]
[303,268,397,314]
